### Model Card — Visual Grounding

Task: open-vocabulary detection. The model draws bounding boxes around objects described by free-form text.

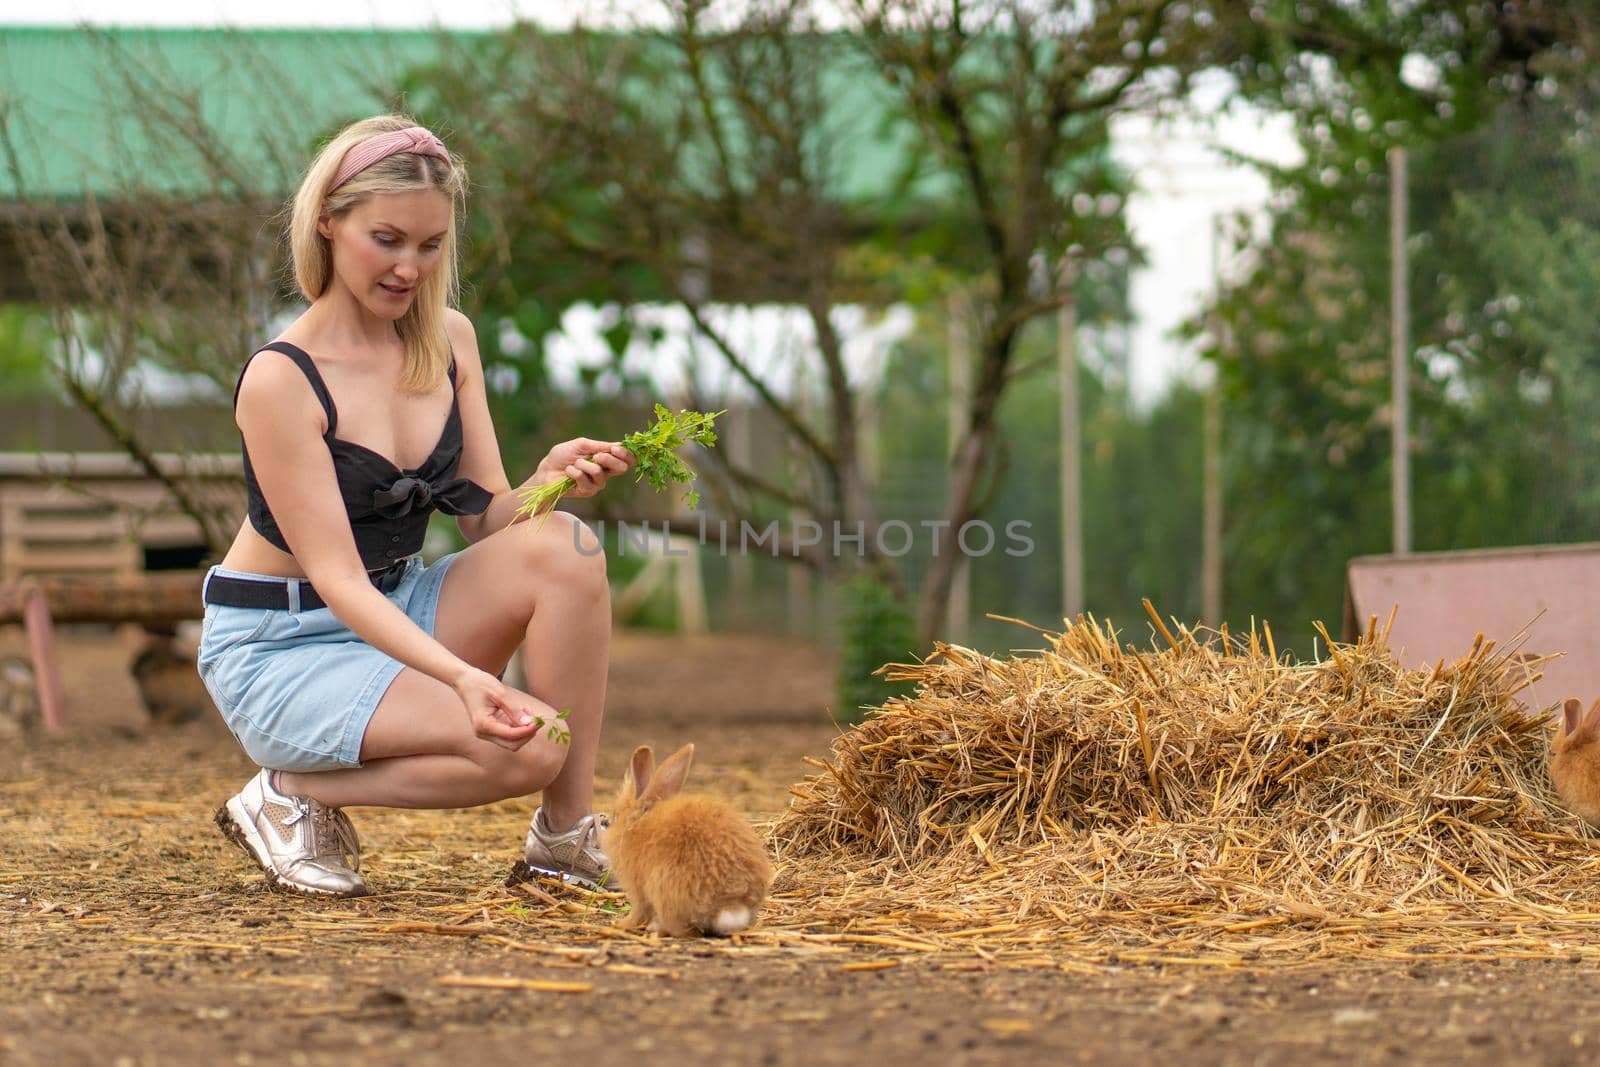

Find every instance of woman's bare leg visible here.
[280,512,610,821]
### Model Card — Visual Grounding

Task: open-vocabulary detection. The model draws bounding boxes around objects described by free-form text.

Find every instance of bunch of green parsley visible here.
[515,405,724,525]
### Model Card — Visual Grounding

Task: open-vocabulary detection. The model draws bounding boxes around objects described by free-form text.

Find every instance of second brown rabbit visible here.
[602,743,773,937]
[1551,697,1600,830]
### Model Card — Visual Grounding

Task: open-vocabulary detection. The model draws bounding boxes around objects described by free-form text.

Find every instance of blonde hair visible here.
[288,114,467,393]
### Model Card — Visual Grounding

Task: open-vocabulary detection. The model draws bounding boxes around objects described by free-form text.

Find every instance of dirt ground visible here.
[4,627,1600,1067]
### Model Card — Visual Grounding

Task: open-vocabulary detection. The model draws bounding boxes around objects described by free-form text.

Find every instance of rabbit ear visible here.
[1583,699,1600,738]
[641,743,695,803]
[1562,699,1584,738]
[627,745,656,799]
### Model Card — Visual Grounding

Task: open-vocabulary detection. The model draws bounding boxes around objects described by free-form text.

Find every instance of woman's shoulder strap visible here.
[235,341,338,437]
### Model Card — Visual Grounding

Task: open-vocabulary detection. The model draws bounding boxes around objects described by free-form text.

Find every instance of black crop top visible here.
[236,341,493,568]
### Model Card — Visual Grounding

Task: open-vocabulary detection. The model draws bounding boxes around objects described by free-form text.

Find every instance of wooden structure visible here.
[0,451,242,579]
[1344,542,1600,713]
[0,572,207,625]
[0,452,241,732]
[0,571,214,735]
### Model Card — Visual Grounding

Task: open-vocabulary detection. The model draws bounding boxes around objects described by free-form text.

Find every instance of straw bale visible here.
[770,609,1600,961]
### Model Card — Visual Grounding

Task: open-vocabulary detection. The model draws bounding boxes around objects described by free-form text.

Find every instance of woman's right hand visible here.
[452,667,553,751]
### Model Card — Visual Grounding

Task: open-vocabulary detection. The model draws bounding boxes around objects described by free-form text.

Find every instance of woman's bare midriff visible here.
[218,520,393,579]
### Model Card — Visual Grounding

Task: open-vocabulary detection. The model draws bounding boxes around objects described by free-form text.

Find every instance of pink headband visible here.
[329,126,450,191]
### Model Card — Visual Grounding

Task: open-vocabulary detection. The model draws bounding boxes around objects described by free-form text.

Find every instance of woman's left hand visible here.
[533,438,636,499]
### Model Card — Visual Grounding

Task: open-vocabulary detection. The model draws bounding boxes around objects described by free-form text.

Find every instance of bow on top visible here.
[372,474,491,519]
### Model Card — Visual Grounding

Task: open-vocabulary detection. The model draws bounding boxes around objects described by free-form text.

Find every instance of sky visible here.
[1112,78,1303,399]
[4,2,1304,405]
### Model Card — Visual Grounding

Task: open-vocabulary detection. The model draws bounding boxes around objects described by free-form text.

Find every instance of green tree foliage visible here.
[404,2,1227,651]
[872,298,1204,653]
[0,308,54,395]
[1202,2,1600,653]
[835,573,917,724]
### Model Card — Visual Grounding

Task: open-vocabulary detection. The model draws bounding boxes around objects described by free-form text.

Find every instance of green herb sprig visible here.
[527,706,572,744]
[515,404,724,525]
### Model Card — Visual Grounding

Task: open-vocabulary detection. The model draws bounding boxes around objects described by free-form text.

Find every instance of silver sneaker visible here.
[214,769,367,897]
[507,808,614,890]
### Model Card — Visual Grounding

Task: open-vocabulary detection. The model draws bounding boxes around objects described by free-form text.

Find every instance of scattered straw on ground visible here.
[10,616,1600,977]
[767,605,1600,966]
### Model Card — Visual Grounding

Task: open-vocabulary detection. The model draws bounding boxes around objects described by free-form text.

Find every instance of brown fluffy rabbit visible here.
[602,743,773,937]
[1551,698,1600,830]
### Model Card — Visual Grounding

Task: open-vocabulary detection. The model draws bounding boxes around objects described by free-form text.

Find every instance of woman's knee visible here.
[479,739,565,798]
[530,512,608,596]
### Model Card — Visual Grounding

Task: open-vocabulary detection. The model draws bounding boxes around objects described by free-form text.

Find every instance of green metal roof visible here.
[0,25,927,204]
[0,26,475,199]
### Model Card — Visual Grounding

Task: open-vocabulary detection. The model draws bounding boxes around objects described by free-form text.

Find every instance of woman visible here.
[199,115,633,897]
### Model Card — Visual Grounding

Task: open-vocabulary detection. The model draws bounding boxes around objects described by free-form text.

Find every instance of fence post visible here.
[946,291,971,643]
[21,583,65,732]
[1389,145,1412,555]
[1202,218,1225,629]
[1058,260,1083,622]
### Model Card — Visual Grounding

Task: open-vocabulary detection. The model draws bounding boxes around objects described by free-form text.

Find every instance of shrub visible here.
[834,573,918,725]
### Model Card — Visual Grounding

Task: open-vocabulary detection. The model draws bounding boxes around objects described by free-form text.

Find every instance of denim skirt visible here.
[196,553,457,772]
